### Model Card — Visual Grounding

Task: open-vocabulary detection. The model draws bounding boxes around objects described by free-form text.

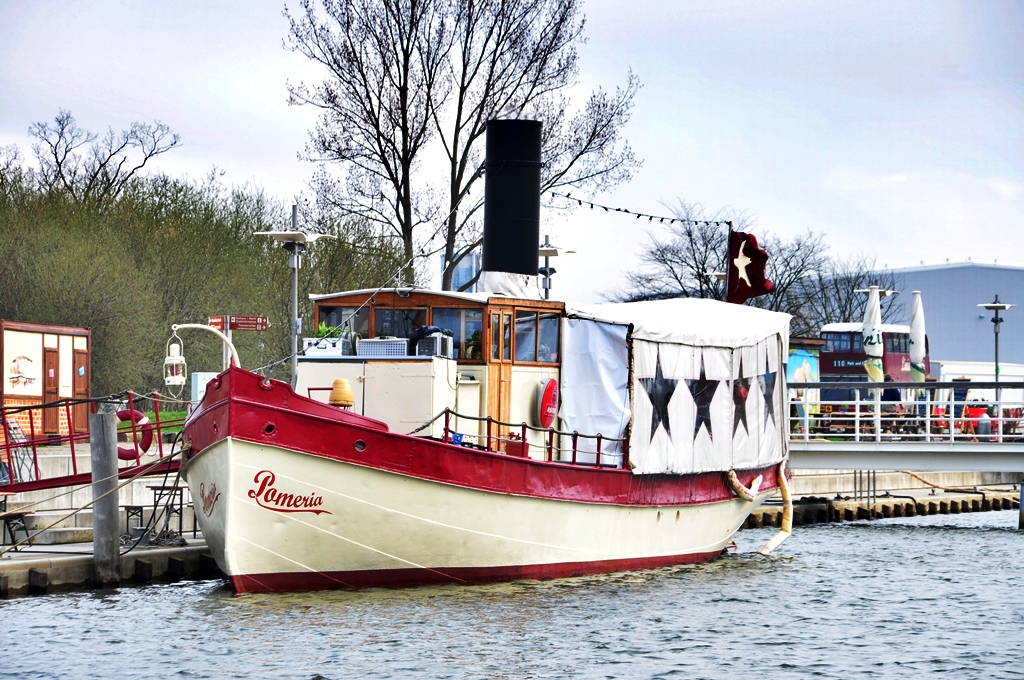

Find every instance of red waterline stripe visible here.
[230,550,724,593]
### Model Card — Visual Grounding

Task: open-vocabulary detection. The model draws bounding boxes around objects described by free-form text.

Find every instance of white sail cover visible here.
[564,299,790,475]
[861,285,884,382]
[909,290,926,380]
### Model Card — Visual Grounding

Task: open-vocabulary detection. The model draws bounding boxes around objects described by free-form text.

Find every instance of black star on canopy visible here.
[639,350,678,442]
[758,370,777,426]
[687,356,720,441]
[733,361,752,436]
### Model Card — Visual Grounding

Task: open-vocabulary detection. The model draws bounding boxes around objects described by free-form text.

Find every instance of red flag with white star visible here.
[726,230,774,304]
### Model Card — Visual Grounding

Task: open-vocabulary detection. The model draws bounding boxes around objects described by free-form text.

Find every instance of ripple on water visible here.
[1,511,1022,679]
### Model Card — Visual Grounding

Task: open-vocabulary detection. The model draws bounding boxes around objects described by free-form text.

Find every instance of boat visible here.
[179,120,793,593]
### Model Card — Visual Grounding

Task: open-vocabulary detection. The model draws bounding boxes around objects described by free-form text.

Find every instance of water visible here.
[4,511,1023,679]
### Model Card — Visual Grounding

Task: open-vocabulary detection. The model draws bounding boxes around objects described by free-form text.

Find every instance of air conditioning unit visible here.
[357,337,409,357]
[416,333,453,359]
[303,336,355,357]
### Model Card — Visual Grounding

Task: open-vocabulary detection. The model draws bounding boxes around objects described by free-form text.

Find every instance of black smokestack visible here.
[482,119,542,276]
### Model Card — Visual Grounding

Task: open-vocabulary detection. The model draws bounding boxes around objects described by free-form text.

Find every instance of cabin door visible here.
[43,348,59,433]
[72,350,89,433]
[487,309,513,447]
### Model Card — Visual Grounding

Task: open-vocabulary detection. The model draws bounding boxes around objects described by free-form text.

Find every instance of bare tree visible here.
[432,0,640,290]
[285,0,450,284]
[796,256,901,336]
[29,110,180,205]
[609,201,754,302]
[610,200,901,336]
[286,0,641,290]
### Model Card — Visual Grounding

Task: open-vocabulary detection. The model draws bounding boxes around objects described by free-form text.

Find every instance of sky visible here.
[2,0,1022,303]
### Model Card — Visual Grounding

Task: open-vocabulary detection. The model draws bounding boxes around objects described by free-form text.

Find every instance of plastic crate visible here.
[357,338,409,357]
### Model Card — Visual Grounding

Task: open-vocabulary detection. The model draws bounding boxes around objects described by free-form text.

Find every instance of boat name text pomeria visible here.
[248,470,331,515]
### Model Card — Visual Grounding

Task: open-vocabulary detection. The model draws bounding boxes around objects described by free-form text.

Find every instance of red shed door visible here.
[43,348,59,433]
[73,350,89,434]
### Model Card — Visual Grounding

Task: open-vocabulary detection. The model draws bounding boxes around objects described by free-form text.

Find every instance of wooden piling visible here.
[0,574,8,599]
[89,411,120,588]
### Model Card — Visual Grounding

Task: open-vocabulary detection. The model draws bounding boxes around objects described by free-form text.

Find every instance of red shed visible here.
[1,320,92,438]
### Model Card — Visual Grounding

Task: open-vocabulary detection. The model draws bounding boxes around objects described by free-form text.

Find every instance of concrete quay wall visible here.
[0,542,219,597]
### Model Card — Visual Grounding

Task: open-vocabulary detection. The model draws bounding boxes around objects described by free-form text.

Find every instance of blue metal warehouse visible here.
[885,262,1024,365]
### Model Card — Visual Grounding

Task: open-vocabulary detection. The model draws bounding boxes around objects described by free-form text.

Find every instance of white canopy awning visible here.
[560,298,791,475]
[567,298,791,350]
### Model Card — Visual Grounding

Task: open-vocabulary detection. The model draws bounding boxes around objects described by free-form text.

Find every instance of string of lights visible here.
[547,191,733,227]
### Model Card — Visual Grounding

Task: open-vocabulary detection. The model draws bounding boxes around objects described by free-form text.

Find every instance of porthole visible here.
[354,440,367,452]
[264,423,276,435]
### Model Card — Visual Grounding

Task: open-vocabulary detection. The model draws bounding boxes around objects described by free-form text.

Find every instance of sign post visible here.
[208,316,270,370]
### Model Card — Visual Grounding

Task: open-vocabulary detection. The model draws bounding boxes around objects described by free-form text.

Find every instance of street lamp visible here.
[978,295,1014,397]
[256,205,335,386]
[538,235,575,300]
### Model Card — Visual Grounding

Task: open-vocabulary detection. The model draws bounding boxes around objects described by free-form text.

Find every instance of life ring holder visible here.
[117,409,154,461]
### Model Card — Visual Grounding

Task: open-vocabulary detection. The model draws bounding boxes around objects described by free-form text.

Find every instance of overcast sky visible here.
[2,0,1021,303]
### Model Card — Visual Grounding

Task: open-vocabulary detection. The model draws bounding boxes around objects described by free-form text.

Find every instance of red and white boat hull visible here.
[183,368,782,593]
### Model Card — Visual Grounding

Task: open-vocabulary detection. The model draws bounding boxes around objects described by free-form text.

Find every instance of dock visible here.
[0,537,220,597]
[743,486,1020,529]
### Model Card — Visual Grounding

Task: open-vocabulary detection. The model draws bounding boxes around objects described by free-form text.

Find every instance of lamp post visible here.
[538,235,574,300]
[256,205,335,387]
[978,295,1014,400]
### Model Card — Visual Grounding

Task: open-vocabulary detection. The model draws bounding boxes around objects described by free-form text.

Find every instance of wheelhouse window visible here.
[502,313,511,360]
[374,308,426,338]
[318,306,370,338]
[821,332,851,353]
[490,313,501,360]
[432,308,484,360]
[538,312,559,362]
[514,311,537,362]
[512,310,560,364]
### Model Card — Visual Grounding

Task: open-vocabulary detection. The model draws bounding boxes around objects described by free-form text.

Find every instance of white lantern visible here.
[164,342,187,387]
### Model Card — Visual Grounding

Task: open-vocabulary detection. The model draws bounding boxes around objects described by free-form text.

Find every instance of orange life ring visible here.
[117,409,154,460]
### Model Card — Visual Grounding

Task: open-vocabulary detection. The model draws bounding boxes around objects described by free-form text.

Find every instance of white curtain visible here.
[558,318,631,465]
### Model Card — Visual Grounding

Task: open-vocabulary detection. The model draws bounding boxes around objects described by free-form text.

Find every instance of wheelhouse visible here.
[299,288,564,458]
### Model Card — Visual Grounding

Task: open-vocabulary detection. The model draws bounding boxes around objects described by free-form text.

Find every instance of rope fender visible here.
[726,470,763,502]
[759,460,793,555]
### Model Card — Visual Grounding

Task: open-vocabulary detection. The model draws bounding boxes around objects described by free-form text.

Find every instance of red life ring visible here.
[117,409,154,461]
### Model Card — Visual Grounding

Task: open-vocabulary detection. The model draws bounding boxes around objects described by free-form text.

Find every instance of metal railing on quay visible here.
[0,390,189,493]
[787,381,1024,444]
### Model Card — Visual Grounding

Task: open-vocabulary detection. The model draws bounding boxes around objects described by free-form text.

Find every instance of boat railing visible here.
[786,380,1024,443]
[0,390,188,494]
[437,408,629,469]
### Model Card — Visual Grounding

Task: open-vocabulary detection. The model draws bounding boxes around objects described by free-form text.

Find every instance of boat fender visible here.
[116,409,154,460]
[758,461,793,555]
[533,379,560,429]
[726,470,762,502]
